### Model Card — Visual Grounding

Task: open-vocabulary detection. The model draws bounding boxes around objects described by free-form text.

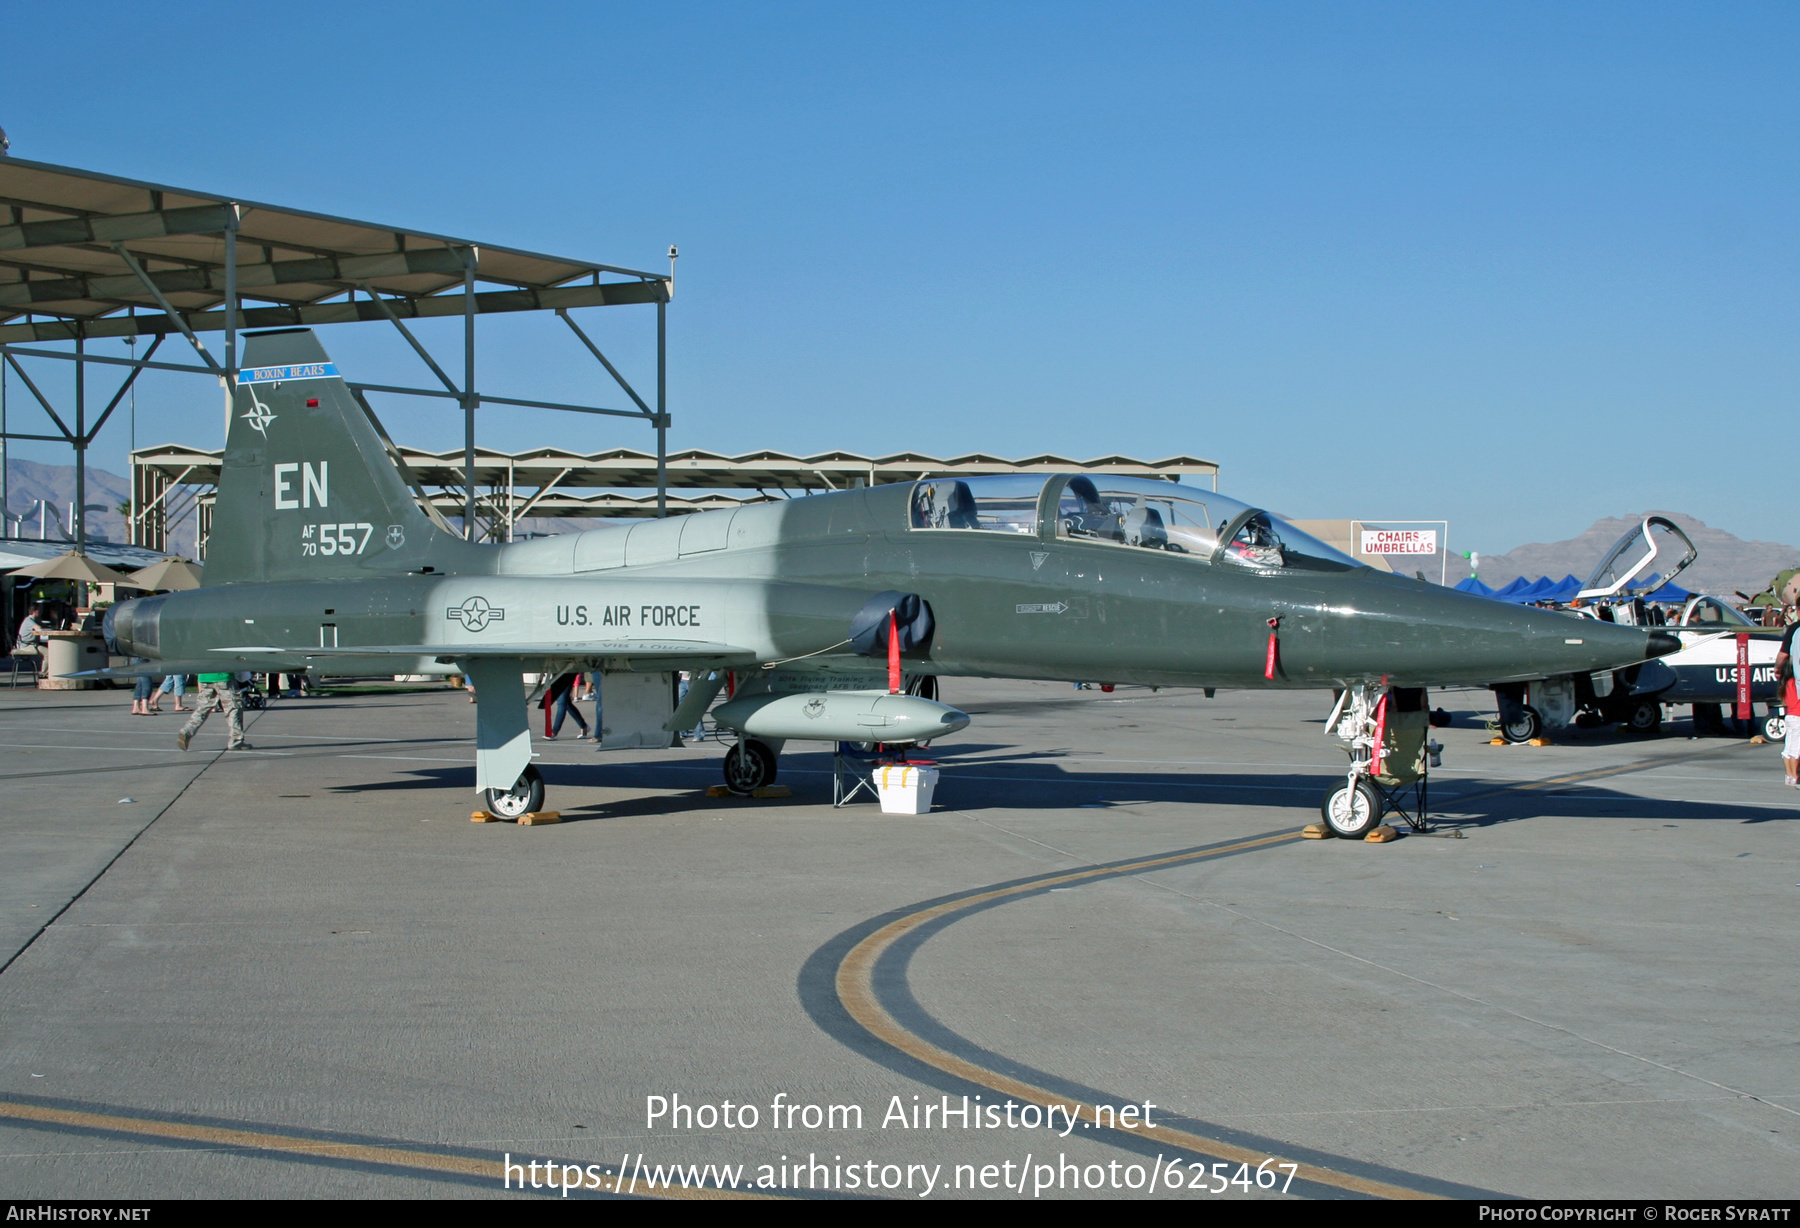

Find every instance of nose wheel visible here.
[485,764,545,819]
[1321,778,1382,838]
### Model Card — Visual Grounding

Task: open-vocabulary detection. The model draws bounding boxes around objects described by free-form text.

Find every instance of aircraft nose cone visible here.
[1646,630,1682,658]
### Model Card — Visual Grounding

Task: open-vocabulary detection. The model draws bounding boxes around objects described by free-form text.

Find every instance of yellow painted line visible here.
[835,831,1444,1200]
[0,1100,772,1200]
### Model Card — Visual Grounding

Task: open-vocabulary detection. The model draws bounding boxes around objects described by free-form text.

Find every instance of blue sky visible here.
[3,2,1796,558]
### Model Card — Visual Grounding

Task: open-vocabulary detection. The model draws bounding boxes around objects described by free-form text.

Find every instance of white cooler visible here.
[876,764,940,815]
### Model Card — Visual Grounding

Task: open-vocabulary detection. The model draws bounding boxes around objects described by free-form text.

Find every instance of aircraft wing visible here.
[69,640,760,681]
[69,656,298,680]
[210,641,760,662]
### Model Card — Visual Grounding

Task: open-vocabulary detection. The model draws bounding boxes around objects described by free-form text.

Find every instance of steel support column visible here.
[74,331,85,554]
[656,299,666,517]
[462,248,477,539]
[223,207,238,442]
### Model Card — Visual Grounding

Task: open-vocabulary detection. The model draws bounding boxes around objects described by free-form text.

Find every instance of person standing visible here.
[543,671,590,740]
[177,670,251,751]
[154,672,189,712]
[1778,621,1800,786]
[131,672,159,715]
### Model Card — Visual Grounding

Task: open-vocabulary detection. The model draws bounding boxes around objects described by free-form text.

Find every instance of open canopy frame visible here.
[0,155,673,551]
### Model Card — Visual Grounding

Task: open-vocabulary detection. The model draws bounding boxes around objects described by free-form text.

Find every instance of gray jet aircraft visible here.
[99,329,1679,835]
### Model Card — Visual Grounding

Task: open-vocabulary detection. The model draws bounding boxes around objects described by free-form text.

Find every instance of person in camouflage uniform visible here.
[177,671,252,751]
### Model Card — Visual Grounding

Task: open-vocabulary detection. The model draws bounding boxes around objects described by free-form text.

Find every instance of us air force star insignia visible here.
[1030,551,1048,571]
[385,525,405,550]
[239,391,277,437]
[447,596,504,632]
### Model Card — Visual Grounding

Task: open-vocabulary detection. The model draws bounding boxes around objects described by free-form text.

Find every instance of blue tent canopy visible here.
[1452,572,1693,604]
[1638,573,1693,603]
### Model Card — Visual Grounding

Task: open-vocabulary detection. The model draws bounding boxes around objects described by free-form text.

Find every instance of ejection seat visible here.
[943,482,980,529]
[1123,504,1168,550]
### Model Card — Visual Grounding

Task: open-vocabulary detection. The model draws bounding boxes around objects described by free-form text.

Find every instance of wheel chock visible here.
[706,785,733,798]
[1301,823,1330,839]
[752,785,792,799]
[472,810,498,823]
[518,811,561,826]
[1488,737,1506,746]
[1527,737,1552,747]
[1750,735,1767,745]
[1364,825,1399,843]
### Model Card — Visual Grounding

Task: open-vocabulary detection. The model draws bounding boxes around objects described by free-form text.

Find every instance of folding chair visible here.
[832,742,887,807]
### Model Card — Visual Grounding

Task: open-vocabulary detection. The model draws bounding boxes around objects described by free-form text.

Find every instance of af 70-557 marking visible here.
[100,327,1678,825]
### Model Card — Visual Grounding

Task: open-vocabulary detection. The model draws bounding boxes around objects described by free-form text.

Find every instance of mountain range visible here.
[1470,512,1800,599]
[3,458,131,546]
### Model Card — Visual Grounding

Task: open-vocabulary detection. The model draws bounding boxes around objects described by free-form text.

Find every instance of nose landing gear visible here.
[1321,685,1441,838]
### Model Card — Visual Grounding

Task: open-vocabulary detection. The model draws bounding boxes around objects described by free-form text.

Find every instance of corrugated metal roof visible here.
[0,157,666,342]
[131,443,1219,497]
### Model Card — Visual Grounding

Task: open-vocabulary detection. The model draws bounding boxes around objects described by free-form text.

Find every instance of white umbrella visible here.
[6,550,134,586]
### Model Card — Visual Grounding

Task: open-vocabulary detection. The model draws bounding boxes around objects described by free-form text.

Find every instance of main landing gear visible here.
[485,764,545,819]
[723,739,780,795]
[1499,704,1543,744]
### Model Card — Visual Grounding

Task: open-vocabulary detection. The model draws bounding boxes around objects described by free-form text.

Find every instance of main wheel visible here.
[723,740,778,795]
[1320,778,1383,838]
[485,764,545,819]
[1623,699,1663,734]
[1764,713,1787,741]
[1500,705,1542,744]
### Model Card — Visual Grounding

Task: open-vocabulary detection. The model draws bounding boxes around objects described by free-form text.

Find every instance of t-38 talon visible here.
[97,329,1679,820]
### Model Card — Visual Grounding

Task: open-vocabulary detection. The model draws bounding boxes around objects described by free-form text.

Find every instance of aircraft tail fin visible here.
[205,329,484,585]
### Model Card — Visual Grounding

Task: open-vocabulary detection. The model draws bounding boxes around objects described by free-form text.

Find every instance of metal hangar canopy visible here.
[0,155,673,552]
[0,156,665,340]
[126,444,1221,551]
[130,443,1218,493]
